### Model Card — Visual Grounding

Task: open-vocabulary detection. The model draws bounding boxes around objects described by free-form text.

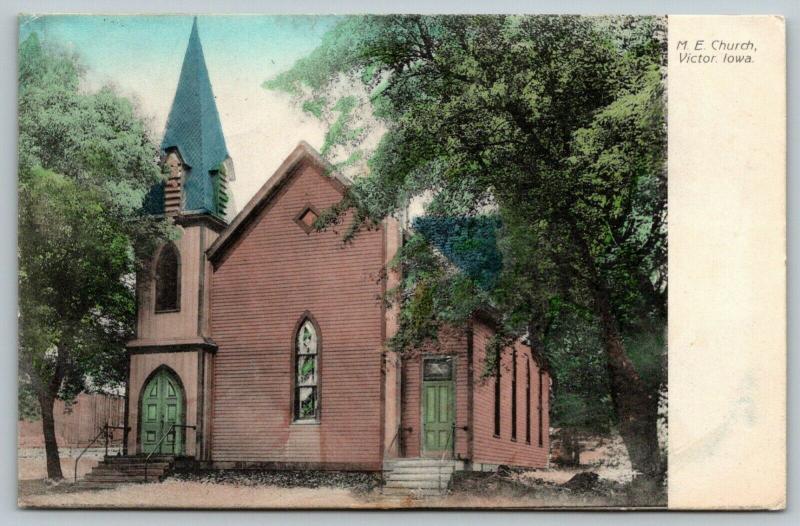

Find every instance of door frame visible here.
[419,354,457,458]
[136,364,187,455]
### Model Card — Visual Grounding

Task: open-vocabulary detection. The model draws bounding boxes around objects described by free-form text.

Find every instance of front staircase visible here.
[75,455,176,490]
[382,458,465,498]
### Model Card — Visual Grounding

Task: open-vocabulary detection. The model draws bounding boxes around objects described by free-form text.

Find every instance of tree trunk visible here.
[38,392,63,480]
[36,341,68,480]
[566,217,663,484]
[562,429,582,466]
[593,283,662,482]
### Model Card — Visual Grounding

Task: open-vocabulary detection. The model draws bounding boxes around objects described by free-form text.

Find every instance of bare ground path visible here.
[18,432,656,509]
[19,478,628,509]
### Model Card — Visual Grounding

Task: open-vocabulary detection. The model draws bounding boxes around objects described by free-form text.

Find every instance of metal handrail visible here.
[73,423,129,483]
[143,424,196,482]
[387,426,401,455]
[387,426,412,458]
[440,422,455,462]
[438,423,456,492]
[73,426,108,483]
[103,425,128,458]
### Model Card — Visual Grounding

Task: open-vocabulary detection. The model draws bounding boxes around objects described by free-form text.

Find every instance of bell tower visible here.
[144,16,235,222]
[126,18,230,461]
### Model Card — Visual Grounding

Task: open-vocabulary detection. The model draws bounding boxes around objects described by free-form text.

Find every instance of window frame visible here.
[493,347,501,438]
[526,358,532,444]
[294,203,321,234]
[538,368,544,447]
[153,242,181,314]
[292,313,321,423]
[511,347,518,441]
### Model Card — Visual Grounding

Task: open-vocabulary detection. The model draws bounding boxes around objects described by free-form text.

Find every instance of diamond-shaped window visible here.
[295,206,319,233]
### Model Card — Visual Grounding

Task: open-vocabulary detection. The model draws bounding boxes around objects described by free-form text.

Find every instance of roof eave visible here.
[206,141,350,264]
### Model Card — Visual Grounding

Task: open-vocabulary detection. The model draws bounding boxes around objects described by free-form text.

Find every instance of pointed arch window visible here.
[294,318,319,421]
[154,243,180,313]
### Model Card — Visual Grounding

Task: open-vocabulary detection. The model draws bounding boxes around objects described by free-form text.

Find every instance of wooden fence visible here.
[54,392,125,448]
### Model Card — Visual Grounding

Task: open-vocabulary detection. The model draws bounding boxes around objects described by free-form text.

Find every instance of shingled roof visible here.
[146,17,229,217]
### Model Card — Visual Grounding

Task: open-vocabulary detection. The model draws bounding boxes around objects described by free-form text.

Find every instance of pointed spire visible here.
[161,17,229,216]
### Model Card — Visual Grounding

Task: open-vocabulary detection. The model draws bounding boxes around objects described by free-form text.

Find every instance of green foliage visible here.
[624,321,667,394]
[262,18,369,95]
[18,376,41,421]
[302,97,327,119]
[545,301,615,431]
[413,215,502,290]
[18,33,169,410]
[270,15,667,437]
[386,232,488,355]
[321,95,362,156]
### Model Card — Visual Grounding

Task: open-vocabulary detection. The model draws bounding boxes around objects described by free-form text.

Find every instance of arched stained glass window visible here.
[294,319,319,421]
[155,243,180,312]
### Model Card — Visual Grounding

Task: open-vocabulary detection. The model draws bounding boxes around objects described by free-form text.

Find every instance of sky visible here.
[19,15,341,212]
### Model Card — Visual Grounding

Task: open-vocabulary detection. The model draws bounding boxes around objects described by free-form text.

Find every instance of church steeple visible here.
[148,17,231,220]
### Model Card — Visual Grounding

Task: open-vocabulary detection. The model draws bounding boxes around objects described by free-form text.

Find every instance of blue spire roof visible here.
[159,17,229,216]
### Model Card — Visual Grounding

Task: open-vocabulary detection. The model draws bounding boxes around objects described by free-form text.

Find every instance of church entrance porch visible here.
[140,367,185,455]
[125,347,214,460]
[421,356,456,458]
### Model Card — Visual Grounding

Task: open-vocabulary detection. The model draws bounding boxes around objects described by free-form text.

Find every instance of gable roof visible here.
[161,17,229,215]
[207,141,351,264]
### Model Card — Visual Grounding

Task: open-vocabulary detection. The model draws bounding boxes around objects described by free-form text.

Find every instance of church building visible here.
[124,19,550,478]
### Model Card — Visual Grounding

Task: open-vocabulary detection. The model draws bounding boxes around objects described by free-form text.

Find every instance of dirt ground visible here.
[18,419,122,481]
[18,478,634,509]
[523,433,636,485]
[18,432,660,509]
[18,454,101,481]
[17,461,650,509]
[19,479,376,509]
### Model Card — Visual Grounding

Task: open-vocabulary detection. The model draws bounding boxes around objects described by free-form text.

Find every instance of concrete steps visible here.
[382,458,464,498]
[74,455,176,489]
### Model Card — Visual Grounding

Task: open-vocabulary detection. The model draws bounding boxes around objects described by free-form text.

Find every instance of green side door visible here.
[140,369,183,455]
[422,357,455,455]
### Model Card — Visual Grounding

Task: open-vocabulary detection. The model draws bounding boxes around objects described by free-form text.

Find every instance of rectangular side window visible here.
[526,359,531,444]
[494,348,501,437]
[538,369,544,447]
[511,347,517,441]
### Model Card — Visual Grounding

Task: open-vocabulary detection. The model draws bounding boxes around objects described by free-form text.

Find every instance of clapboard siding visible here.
[136,226,202,341]
[471,320,550,468]
[210,159,385,468]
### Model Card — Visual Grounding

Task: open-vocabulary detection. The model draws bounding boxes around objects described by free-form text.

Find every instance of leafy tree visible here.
[546,303,613,431]
[18,34,169,479]
[268,15,667,486]
[18,376,41,421]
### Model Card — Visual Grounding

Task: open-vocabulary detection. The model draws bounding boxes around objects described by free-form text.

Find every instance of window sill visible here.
[493,434,500,439]
[291,419,321,426]
[155,308,181,314]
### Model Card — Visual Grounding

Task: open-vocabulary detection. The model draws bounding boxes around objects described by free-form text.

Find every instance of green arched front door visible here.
[140,369,183,455]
